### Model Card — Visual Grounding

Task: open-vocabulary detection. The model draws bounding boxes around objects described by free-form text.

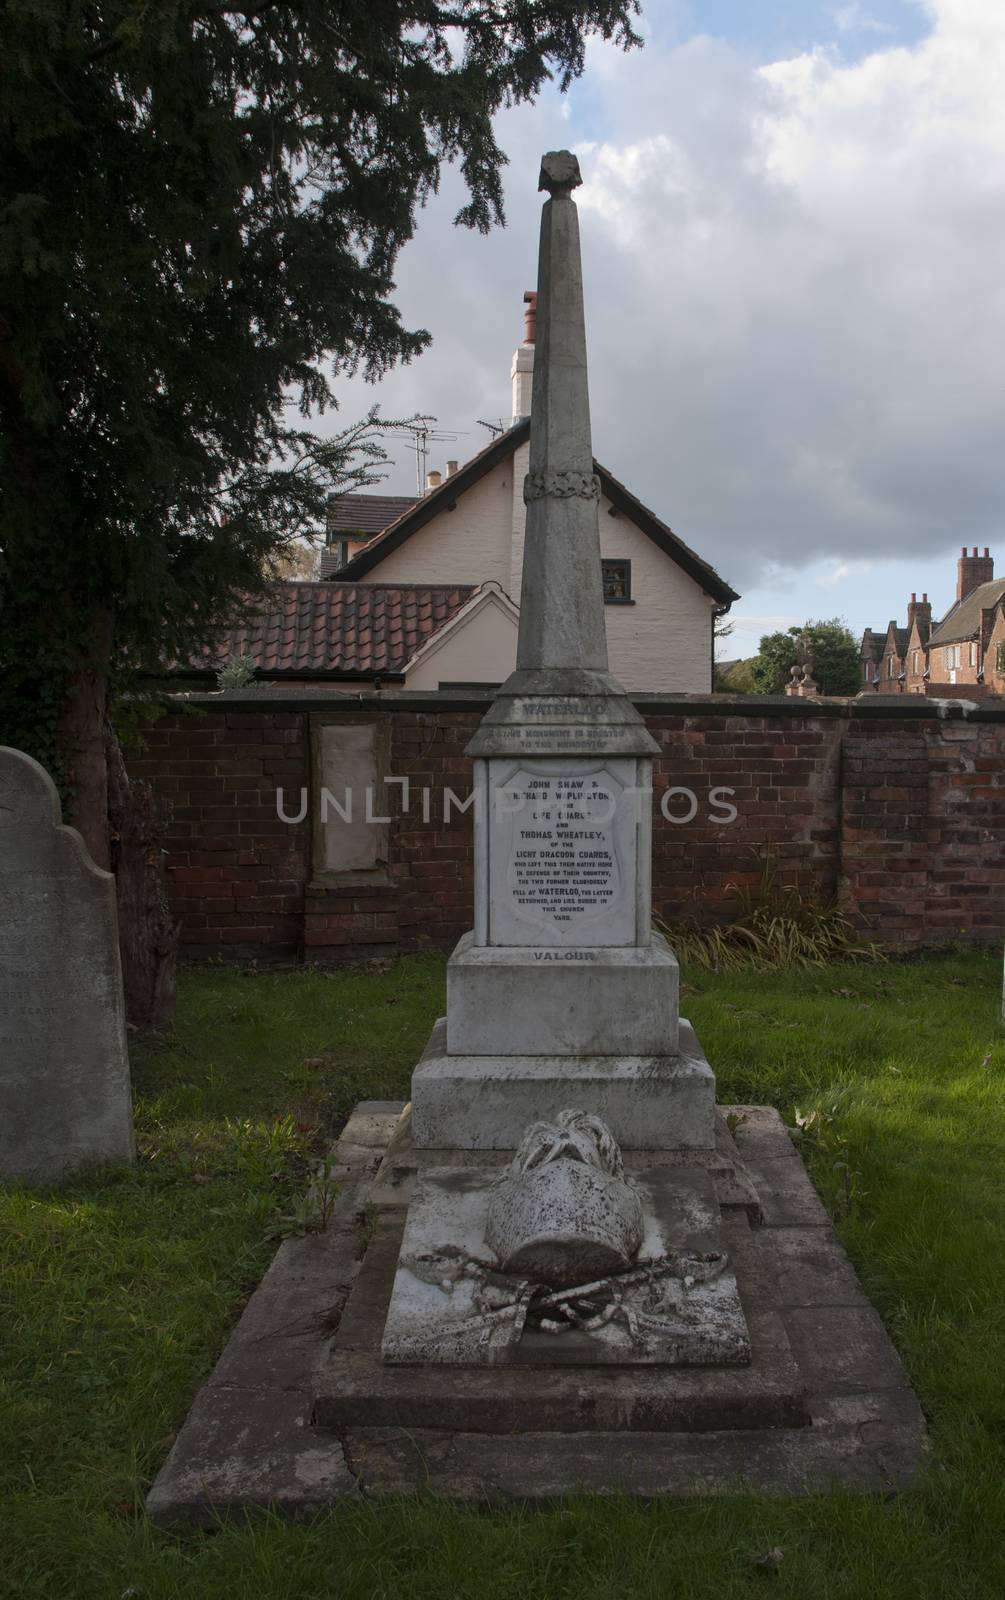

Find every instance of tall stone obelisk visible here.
[410,152,715,1152]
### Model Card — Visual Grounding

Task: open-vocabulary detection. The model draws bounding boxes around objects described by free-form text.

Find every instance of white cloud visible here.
[833,3,895,34]
[324,0,1005,616]
[815,558,874,587]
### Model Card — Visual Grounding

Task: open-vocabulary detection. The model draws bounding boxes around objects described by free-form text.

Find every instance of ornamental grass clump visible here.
[656,882,883,972]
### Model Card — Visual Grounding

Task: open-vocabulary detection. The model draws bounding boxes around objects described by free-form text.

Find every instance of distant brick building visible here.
[859,547,1005,698]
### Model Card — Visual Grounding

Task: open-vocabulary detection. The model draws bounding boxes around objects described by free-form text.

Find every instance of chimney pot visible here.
[956,543,994,601]
[911,592,916,602]
[523,290,538,344]
[445,459,458,478]
[962,546,967,556]
[426,469,441,491]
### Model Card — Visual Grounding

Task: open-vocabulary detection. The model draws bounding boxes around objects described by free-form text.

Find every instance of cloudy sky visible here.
[324,0,1004,660]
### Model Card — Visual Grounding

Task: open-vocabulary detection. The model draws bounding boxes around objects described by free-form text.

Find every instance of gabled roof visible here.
[338,418,739,606]
[859,628,883,662]
[339,423,529,579]
[884,622,909,658]
[929,578,1005,647]
[320,493,419,579]
[178,582,476,679]
[595,461,739,605]
[327,492,418,536]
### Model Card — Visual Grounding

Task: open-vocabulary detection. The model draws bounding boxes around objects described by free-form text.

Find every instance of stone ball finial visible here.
[539,150,582,196]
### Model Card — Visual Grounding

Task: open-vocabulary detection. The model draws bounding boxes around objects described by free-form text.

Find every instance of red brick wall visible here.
[131,710,308,952]
[128,694,1005,959]
[841,720,1005,941]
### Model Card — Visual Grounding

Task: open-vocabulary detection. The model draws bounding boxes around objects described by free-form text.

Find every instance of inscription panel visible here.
[487,758,639,947]
[494,698,639,757]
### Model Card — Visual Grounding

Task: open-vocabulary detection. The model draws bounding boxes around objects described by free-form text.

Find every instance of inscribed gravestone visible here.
[0,747,134,1184]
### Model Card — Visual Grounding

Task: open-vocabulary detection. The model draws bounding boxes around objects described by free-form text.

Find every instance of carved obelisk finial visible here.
[516,149,609,674]
[538,150,583,197]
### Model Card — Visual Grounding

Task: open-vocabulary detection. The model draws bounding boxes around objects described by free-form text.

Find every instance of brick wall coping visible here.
[159,687,1005,723]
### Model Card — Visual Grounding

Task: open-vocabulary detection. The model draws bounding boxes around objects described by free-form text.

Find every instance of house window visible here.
[945,645,959,671]
[912,650,920,673]
[997,642,1005,675]
[602,559,632,603]
[887,656,895,677]
[970,641,978,667]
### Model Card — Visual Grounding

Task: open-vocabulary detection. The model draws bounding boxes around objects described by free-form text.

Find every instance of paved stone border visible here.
[147,1103,928,1526]
[146,1102,402,1527]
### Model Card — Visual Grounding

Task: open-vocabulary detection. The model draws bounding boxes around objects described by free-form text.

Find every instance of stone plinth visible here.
[446,930,678,1057]
[410,1017,715,1151]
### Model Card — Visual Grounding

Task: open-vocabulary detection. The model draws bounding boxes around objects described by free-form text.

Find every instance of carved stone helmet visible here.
[485,1109,644,1288]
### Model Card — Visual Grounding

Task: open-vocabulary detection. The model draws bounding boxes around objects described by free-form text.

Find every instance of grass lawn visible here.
[3,946,1005,1599]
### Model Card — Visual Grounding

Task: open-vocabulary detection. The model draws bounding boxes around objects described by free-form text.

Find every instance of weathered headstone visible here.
[0,746,134,1184]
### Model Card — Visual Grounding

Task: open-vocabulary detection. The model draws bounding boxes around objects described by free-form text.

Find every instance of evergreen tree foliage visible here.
[0,0,641,849]
[750,618,861,696]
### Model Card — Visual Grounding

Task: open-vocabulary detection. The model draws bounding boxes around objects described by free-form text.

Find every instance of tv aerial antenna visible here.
[477,418,507,439]
[398,417,467,494]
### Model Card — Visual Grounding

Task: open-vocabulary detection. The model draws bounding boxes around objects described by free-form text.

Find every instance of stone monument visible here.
[0,746,134,1184]
[147,152,928,1516]
[410,150,715,1154]
[324,152,755,1386]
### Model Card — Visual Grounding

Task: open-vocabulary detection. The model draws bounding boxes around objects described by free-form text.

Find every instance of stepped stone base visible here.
[318,1199,801,1429]
[146,1102,928,1525]
[411,1017,715,1151]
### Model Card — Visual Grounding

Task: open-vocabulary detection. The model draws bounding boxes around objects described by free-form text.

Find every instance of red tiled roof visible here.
[182,582,476,678]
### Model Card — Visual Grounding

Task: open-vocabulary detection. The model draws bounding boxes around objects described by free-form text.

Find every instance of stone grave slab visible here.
[379,1164,750,1368]
[316,1201,807,1433]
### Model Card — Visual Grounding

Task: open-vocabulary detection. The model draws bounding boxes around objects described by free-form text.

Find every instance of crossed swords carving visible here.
[402,1244,731,1353]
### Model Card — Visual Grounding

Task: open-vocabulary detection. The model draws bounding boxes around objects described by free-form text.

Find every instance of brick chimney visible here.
[510,290,536,422]
[907,591,932,629]
[957,545,994,602]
